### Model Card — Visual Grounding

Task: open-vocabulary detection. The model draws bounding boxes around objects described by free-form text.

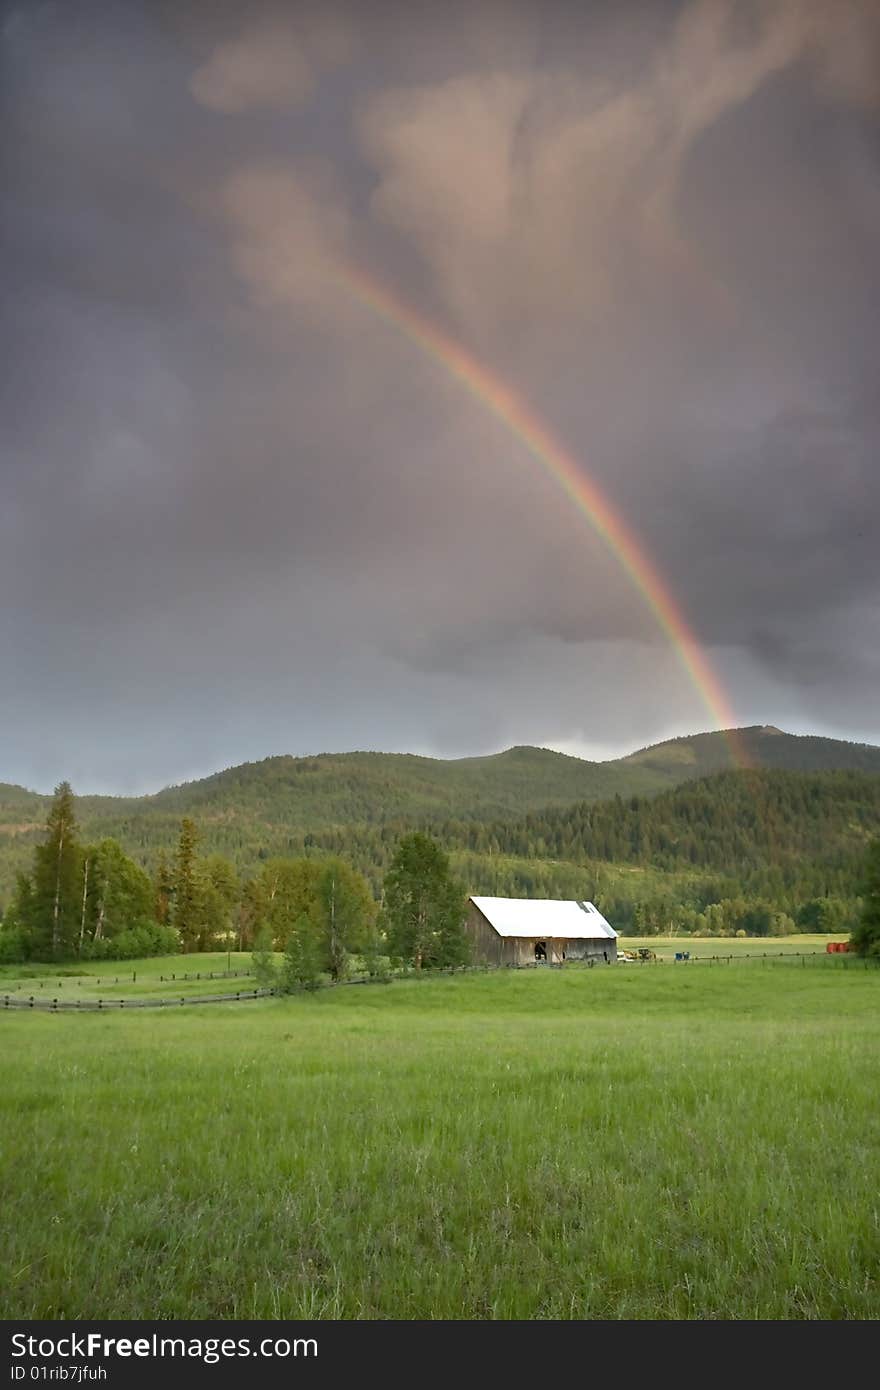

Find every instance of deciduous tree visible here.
[281,912,323,991]
[382,833,468,969]
[252,924,277,988]
[316,858,373,981]
[259,858,322,949]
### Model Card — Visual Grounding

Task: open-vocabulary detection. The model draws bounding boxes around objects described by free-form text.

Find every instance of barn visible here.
[466,896,618,966]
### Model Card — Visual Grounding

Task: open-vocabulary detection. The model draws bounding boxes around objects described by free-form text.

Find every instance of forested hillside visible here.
[619,726,880,782]
[2,730,879,919]
[444,769,880,877]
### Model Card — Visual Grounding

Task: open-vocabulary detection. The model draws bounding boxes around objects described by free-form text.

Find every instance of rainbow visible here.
[339,265,746,763]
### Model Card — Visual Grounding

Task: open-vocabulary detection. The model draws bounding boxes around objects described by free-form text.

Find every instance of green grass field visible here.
[3,961,878,1319]
[618,933,840,960]
[0,952,261,1002]
[0,936,840,1002]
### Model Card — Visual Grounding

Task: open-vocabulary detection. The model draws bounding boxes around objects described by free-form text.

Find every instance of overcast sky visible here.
[2,0,879,794]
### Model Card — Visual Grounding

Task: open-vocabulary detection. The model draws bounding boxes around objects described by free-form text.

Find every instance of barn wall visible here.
[465,904,617,965]
[465,904,505,965]
[565,938,617,963]
[502,937,533,966]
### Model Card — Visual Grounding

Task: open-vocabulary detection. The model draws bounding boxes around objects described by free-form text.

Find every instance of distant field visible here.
[3,963,878,1318]
[0,952,260,1002]
[618,934,841,960]
[0,938,847,1003]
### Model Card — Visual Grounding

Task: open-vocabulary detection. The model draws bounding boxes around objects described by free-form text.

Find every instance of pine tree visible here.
[154,849,174,926]
[28,782,81,958]
[851,839,880,956]
[173,818,200,952]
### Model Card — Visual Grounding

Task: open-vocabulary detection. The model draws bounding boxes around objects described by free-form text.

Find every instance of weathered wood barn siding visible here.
[465,902,617,965]
[466,902,508,965]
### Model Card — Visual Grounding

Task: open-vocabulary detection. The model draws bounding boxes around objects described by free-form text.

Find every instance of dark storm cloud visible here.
[2,0,879,792]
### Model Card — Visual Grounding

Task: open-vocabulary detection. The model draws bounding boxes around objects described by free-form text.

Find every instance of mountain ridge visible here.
[3,725,879,804]
[2,727,879,914]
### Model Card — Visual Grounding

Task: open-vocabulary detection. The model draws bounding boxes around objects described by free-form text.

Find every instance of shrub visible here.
[252,925,278,988]
[0,926,28,963]
[81,923,180,962]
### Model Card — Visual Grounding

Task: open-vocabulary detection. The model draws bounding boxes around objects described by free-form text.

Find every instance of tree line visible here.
[0,784,178,962]
[2,777,878,963]
[0,784,470,972]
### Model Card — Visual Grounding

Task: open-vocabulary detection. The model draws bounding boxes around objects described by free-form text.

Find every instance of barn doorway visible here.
[534,942,547,962]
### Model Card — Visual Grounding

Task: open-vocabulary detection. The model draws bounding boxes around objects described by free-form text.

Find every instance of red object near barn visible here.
[826,941,852,953]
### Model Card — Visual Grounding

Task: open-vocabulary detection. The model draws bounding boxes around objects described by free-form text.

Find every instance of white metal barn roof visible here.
[469,897,617,940]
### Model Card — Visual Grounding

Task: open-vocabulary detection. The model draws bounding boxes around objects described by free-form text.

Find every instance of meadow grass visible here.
[617,934,839,956]
[2,963,878,1319]
[618,934,839,960]
[0,952,260,1001]
[0,936,838,1000]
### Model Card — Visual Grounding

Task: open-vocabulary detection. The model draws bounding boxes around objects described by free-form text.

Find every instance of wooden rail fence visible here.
[2,947,875,1012]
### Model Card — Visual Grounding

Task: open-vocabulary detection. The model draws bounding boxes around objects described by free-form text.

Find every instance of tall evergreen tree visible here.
[28,782,81,958]
[383,832,468,969]
[154,849,174,926]
[173,818,200,952]
[851,839,880,957]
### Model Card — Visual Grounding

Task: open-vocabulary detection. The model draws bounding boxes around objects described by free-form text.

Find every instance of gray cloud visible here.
[1,0,878,792]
